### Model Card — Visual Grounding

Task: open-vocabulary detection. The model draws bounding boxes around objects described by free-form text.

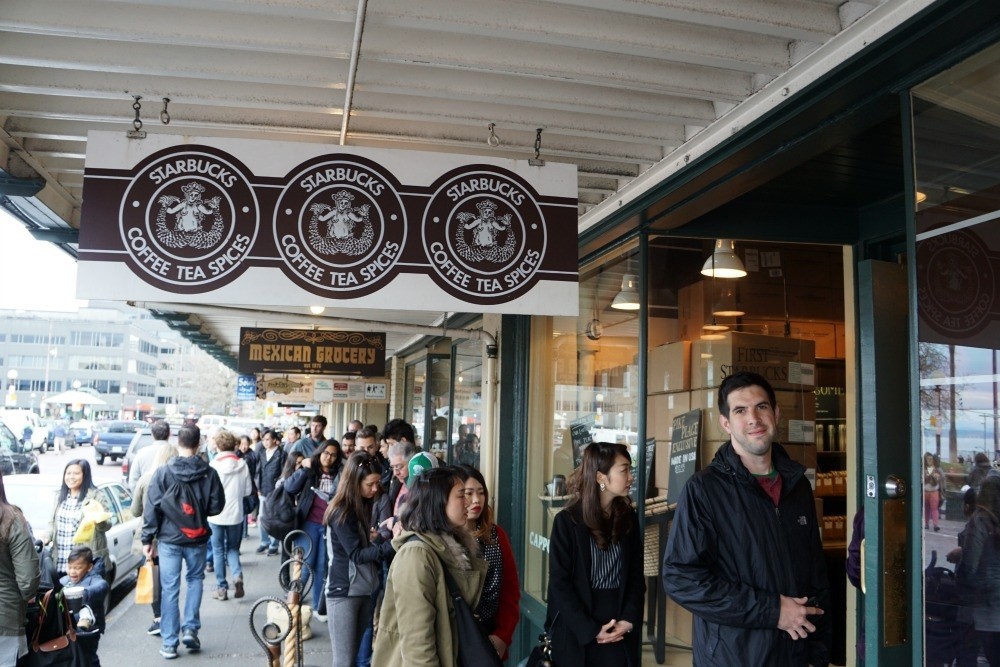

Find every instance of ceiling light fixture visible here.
[712,285,745,317]
[611,274,640,311]
[701,239,747,279]
[309,306,326,315]
[702,323,729,332]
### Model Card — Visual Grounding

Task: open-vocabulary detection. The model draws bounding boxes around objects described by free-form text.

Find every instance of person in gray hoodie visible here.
[208,429,252,601]
[142,425,224,660]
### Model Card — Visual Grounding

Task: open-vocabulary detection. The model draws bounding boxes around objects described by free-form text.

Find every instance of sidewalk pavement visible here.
[100,544,332,667]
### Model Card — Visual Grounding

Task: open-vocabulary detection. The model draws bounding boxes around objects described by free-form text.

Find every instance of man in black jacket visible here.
[254,429,286,555]
[662,371,830,666]
[141,425,225,660]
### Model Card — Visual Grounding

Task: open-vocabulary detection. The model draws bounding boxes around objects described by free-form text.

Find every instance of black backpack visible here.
[159,469,210,542]
[260,483,298,541]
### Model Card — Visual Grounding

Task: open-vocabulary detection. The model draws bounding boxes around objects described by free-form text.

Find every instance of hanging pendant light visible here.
[712,285,745,317]
[611,274,640,311]
[701,239,747,279]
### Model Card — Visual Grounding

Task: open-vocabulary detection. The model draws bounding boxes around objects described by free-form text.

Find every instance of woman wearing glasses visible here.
[323,452,395,667]
[283,439,344,614]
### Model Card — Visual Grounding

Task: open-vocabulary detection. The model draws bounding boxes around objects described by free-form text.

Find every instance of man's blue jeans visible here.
[209,523,244,590]
[158,541,207,650]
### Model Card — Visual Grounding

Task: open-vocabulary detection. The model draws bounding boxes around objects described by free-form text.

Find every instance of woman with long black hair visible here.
[456,464,520,662]
[283,439,344,612]
[322,452,395,666]
[49,459,111,577]
[372,466,487,666]
[546,441,644,667]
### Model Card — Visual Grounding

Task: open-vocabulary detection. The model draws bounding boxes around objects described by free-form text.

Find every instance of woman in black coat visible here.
[546,441,645,667]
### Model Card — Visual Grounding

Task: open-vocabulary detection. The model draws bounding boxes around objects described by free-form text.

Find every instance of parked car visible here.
[0,420,40,474]
[0,409,46,452]
[3,474,143,610]
[69,419,94,447]
[121,428,177,488]
[93,420,144,465]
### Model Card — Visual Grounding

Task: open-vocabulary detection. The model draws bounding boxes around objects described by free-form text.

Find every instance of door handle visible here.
[884,474,907,499]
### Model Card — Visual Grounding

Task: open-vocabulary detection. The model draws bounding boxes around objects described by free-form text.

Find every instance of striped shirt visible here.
[589,537,622,590]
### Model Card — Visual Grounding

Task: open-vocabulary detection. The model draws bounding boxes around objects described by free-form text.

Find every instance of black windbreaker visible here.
[662,442,830,666]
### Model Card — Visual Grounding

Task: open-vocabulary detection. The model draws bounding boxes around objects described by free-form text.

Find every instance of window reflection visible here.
[914,40,1000,667]
[524,247,640,603]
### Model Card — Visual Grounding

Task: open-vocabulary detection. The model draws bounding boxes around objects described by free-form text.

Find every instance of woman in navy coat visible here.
[545,441,645,667]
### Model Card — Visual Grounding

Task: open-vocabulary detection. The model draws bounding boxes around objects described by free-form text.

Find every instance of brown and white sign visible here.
[238,328,386,376]
[78,132,578,315]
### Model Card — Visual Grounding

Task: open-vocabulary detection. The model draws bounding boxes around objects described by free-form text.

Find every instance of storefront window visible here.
[913,41,1000,661]
[404,359,425,449]
[450,339,482,467]
[524,244,640,603]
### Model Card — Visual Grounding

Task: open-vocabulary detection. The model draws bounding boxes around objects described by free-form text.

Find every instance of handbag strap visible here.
[31,589,77,651]
[405,534,463,600]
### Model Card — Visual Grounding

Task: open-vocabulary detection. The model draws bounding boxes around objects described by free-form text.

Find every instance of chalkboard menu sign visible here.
[643,437,656,499]
[570,415,595,468]
[667,409,702,505]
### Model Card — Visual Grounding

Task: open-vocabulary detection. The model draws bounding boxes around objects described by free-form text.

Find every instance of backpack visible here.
[260,482,298,542]
[159,468,210,542]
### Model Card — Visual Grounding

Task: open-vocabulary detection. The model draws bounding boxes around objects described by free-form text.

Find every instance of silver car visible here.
[3,474,144,609]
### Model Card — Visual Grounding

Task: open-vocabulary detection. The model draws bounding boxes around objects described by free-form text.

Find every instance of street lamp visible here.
[5,369,18,407]
[42,347,58,416]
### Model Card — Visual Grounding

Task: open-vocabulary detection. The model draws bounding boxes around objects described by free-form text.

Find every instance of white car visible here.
[4,474,144,608]
[0,409,46,452]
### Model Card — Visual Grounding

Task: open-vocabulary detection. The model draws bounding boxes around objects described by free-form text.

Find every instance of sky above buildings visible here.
[0,209,85,312]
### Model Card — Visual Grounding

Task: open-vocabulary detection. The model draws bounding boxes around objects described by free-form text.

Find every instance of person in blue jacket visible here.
[60,546,108,667]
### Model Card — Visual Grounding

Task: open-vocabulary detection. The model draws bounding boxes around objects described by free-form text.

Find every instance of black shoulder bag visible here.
[407,535,502,667]
[525,610,559,667]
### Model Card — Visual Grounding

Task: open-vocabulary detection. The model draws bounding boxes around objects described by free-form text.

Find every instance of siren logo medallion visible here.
[423,168,546,303]
[275,157,406,297]
[118,148,259,290]
[917,230,996,338]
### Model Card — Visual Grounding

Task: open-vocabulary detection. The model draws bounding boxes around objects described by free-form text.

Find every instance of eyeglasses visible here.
[390,464,406,472]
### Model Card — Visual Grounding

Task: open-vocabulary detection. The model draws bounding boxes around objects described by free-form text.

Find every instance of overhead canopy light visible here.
[712,285,745,317]
[701,239,747,279]
[611,274,640,311]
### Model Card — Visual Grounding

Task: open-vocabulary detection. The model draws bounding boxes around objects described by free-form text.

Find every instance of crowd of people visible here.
[0,414,536,666]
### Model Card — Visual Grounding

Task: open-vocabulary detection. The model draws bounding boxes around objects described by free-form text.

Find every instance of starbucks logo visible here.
[274,157,406,297]
[917,230,995,337]
[422,168,546,303]
[118,147,259,290]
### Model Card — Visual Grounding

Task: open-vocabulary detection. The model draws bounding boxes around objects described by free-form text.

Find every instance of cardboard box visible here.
[648,341,691,393]
[665,599,693,645]
[677,281,707,341]
[783,443,818,469]
[691,331,816,392]
[647,391,692,443]
[654,440,671,489]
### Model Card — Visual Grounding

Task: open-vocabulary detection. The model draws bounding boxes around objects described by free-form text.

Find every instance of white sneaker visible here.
[314,613,327,623]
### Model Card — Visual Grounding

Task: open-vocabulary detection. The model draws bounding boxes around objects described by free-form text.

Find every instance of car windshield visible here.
[108,422,141,434]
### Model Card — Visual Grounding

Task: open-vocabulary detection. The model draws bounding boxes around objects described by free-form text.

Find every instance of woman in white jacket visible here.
[208,429,252,601]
